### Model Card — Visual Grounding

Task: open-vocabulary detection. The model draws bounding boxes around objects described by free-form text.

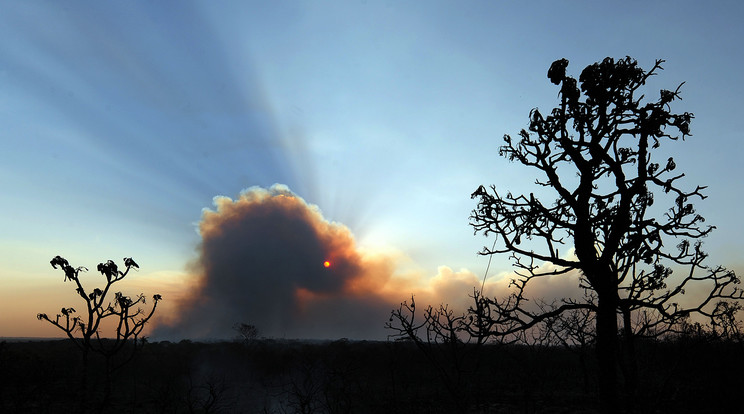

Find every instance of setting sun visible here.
[323,260,331,268]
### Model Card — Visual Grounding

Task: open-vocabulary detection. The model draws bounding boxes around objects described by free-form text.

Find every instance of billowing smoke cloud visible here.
[154,184,587,341]
[156,184,398,340]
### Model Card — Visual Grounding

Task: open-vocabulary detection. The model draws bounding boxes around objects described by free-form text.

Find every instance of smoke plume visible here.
[156,184,399,340]
[155,184,586,341]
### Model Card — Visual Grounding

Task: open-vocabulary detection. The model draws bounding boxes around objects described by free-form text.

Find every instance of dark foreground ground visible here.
[0,337,742,413]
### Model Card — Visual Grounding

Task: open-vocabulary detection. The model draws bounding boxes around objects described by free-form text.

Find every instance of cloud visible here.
[154,184,399,340]
[153,185,589,341]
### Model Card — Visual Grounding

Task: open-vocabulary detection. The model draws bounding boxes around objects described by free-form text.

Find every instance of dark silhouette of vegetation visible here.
[387,56,743,413]
[37,256,161,411]
[2,335,743,413]
[386,292,498,412]
[233,322,260,345]
[466,57,743,412]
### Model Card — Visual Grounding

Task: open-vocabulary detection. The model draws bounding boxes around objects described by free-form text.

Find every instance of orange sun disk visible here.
[323,260,331,268]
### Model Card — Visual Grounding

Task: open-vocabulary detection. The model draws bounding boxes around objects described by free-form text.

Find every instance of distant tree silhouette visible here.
[233,322,259,344]
[38,256,161,411]
[469,57,742,413]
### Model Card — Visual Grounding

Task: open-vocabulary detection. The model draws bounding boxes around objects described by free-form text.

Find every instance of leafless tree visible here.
[185,371,232,414]
[38,255,161,411]
[233,322,260,345]
[386,290,506,413]
[469,57,742,412]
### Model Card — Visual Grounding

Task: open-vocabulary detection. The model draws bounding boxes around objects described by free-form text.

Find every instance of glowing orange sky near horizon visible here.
[4,182,741,340]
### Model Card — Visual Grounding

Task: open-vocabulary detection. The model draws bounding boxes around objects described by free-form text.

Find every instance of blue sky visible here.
[1,1,742,338]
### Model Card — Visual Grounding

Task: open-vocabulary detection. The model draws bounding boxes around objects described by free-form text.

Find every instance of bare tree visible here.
[469,57,742,412]
[386,291,501,413]
[233,322,260,345]
[38,255,161,410]
[184,371,232,414]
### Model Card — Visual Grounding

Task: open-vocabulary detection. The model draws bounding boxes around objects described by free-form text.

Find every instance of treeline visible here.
[1,333,742,413]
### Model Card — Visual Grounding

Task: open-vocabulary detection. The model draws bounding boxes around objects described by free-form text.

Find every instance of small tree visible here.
[386,291,499,413]
[232,322,259,344]
[469,57,742,412]
[38,255,161,409]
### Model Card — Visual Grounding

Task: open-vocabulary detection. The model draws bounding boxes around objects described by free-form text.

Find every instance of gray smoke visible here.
[154,185,396,340]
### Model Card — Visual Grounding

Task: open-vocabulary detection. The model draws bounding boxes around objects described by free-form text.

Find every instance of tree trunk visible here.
[80,349,89,413]
[595,291,619,414]
[101,356,113,413]
[621,307,638,411]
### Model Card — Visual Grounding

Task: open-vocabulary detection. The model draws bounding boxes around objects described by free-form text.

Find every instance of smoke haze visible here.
[155,185,586,340]
[155,185,396,339]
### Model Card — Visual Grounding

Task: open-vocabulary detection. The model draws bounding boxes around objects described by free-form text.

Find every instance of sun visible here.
[323,260,331,268]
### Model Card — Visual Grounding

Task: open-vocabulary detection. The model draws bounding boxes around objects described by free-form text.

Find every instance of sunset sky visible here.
[2,1,743,340]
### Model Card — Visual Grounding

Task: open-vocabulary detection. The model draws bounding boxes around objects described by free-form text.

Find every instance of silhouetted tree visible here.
[38,256,161,411]
[470,57,742,413]
[233,322,259,344]
[386,291,500,413]
[533,297,596,392]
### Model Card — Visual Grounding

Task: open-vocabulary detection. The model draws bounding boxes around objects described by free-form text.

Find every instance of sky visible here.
[1,1,743,340]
